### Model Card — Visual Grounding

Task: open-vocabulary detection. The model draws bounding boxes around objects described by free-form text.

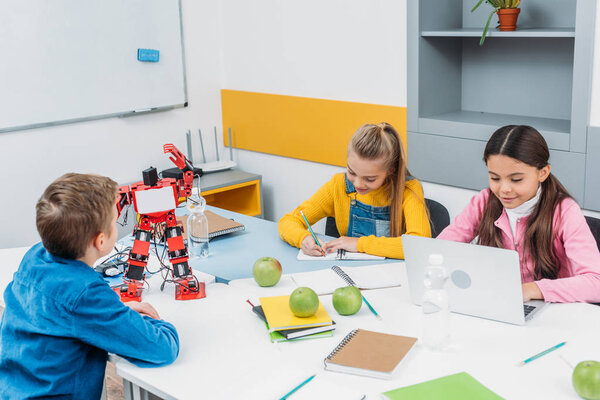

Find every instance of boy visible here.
[0,173,179,399]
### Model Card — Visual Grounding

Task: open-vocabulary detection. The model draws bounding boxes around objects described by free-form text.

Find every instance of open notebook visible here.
[290,264,403,295]
[297,248,384,261]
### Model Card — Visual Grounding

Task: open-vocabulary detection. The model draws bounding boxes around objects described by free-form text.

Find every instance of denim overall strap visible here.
[344,174,391,237]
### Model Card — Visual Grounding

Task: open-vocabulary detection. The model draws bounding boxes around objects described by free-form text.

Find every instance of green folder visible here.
[381,372,504,400]
[264,321,333,343]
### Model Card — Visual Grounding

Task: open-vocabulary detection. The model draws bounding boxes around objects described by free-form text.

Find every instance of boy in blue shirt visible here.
[0,173,179,399]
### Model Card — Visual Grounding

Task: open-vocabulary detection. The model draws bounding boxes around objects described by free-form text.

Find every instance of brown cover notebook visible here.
[177,211,245,239]
[323,329,417,379]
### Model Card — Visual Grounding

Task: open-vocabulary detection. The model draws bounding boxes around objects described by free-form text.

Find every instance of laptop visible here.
[402,234,547,325]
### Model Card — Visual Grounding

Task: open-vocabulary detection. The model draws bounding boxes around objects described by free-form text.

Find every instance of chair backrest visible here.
[323,198,450,239]
[585,216,600,252]
[425,198,450,238]
[325,216,340,238]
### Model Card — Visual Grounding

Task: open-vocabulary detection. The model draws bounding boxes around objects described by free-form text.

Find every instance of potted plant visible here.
[472,0,521,46]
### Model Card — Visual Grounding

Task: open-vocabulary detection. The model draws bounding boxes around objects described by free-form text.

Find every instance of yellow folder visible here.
[259,295,332,332]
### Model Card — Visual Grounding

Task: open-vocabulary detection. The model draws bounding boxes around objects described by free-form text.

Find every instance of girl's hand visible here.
[322,236,359,253]
[301,235,326,256]
[521,282,543,302]
[126,301,161,319]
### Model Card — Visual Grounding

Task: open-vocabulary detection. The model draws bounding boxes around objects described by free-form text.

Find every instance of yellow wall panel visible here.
[221,90,406,167]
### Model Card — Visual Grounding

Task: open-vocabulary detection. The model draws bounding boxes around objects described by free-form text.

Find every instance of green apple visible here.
[252,257,282,287]
[573,360,600,400]
[289,287,319,317]
[332,286,363,315]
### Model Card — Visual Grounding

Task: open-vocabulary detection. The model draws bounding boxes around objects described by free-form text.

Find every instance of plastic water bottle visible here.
[186,187,209,259]
[421,254,449,350]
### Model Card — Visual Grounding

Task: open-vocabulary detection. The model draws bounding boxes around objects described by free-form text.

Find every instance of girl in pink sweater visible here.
[438,125,600,303]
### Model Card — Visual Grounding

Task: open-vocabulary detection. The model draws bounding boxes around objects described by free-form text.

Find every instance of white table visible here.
[0,246,29,307]
[115,262,600,400]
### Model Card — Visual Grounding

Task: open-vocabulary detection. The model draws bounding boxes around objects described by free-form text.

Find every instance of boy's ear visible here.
[539,164,551,182]
[91,231,106,252]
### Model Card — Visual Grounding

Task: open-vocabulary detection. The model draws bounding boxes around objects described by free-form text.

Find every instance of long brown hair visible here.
[349,122,415,237]
[476,125,571,279]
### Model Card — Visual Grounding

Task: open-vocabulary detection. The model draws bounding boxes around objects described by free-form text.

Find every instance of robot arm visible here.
[163,144,194,198]
[117,185,132,218]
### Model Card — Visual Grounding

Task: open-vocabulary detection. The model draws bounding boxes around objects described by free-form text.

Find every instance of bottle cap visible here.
[428,254,443,265]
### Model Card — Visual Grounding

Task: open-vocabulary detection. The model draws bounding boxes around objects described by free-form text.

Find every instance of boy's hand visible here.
[301,235,326,256]
[322,236,359,253]
[126,302,161,319]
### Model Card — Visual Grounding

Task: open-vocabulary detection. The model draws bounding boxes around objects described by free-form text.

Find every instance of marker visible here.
[279,374,316,400]
[518,341,566,366]
[300,210,325,254]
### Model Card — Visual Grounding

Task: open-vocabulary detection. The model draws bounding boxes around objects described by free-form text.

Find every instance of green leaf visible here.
[479,8,497,46]
[471,0,487,12]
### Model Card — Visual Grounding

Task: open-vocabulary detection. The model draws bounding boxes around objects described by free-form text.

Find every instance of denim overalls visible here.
[345,175,391,237]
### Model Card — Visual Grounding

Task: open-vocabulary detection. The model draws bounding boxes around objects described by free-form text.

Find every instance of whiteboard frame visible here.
[0,0,188,134]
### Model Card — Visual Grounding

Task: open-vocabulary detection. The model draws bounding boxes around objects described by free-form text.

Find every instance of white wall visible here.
[0,0,226,248]
[222,0,408,233]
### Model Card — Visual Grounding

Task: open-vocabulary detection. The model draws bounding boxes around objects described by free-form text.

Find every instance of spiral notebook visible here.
[178,211,245,239]
[298,248,385,261]
[291,264,403,295]
[324,329,417,379]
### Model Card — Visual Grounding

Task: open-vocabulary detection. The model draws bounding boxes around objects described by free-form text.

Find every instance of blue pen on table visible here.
[518,341,567,366]
[279,374,316,400]
[300,210,325,254]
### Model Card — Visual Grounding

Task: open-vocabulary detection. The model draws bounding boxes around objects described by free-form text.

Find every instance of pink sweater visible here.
[438,189,600,303]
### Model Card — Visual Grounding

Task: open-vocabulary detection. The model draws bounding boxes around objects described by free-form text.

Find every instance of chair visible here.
[585,216,600,307]
[585,216,600,252]
[425,198,450,238]
[323,198,451,239]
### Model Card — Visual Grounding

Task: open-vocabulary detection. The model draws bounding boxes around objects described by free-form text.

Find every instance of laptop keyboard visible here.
[523,304,536,317]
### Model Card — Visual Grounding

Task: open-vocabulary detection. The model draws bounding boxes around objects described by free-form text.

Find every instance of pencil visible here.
[300,210,325,253]
[518,341,566,366]
[361,294,382,320]
[279,374,316,400]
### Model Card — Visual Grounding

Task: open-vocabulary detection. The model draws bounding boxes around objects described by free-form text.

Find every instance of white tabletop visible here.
[0,246,29,307]
[115,263,600,400]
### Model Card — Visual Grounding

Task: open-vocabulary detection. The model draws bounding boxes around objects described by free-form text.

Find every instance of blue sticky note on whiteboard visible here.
[137,48,160,62]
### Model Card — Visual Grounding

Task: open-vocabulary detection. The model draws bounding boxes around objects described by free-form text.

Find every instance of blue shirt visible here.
[0,243,180,399]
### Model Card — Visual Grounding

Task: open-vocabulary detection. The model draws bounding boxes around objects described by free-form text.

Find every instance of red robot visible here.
[115,144,205,302]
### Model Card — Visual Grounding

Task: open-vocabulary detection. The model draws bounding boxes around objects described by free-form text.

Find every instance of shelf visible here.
[421,28,575,38]
[202,179,262,217]
[419,111,571,150]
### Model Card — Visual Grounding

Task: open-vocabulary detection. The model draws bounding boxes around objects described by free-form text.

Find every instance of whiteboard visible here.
[0,0,187,133]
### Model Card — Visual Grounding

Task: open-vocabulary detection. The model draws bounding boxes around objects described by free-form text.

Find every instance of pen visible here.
[279,374,316,400]
[518,341,566,366]
[300,210,325,254]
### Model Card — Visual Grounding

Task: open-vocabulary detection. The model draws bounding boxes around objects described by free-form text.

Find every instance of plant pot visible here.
[497,8,520,31]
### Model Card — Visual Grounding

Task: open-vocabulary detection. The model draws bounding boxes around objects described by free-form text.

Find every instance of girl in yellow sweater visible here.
[278,122,431,259]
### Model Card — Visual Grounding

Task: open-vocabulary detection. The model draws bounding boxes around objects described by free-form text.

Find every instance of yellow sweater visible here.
[278,173,431,258]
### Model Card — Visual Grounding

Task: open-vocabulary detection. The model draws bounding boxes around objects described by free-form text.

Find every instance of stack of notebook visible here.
[251,295,336,342]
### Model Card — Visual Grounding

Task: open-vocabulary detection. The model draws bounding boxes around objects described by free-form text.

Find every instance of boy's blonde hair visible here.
[36,173,118,259]
[349,122,412,237]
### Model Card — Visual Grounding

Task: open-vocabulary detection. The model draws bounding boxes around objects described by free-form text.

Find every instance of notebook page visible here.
[297,248,385,261]
[290,263,402,295]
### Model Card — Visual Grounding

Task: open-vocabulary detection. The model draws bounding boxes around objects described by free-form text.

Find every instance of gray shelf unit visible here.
[407,0,596,207]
